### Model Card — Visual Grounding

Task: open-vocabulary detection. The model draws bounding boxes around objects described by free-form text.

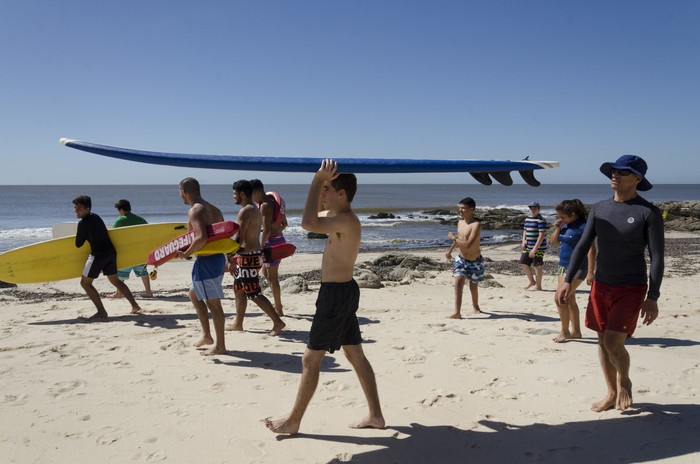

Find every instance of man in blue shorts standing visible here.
[177,178,228,356]
[556,155,664,412]
[73,195,141,320]
[265,159,385,435]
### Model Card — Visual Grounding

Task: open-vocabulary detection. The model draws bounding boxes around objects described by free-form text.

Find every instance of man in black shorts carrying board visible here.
[73,195,141,320]
[265,159,385,435]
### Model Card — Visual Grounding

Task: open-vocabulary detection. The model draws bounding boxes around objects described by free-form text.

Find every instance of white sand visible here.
[1,237,699,463]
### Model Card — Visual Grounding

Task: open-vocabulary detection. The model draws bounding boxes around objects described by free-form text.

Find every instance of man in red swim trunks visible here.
[556,155,664,412]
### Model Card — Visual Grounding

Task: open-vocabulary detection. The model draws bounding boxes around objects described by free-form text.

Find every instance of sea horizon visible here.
[1,183,698,254]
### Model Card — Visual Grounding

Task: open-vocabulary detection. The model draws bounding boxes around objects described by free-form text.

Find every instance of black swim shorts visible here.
[307,280,362,353]
[233,252,263,300]
[82,254,118,279]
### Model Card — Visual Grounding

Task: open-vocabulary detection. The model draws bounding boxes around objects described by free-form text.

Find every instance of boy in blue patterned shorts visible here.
[446,197,484,318]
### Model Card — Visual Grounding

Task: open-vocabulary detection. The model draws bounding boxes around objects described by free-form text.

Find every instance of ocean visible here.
[1,184,698,254]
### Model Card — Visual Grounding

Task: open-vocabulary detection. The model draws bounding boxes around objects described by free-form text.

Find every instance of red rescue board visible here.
[262,242,296,263]
[147,221,239,266]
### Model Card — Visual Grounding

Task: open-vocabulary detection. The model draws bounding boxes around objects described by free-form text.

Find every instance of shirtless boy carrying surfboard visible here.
[265,159,384,435]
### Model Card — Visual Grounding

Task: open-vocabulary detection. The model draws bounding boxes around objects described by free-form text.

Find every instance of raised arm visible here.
[301,159,356,235]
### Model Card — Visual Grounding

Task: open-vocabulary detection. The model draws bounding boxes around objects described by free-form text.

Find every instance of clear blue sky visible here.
[1,0,698,185]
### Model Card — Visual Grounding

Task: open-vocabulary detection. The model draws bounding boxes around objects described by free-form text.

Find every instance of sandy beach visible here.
[1,232,699,463]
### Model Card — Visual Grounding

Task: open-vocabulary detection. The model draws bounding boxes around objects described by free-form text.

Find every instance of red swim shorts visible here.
[585,281,647,336]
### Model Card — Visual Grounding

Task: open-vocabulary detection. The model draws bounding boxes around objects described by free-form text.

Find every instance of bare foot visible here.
[275,307,285,317]
[130,306,142,314]
[471,307,482,315]
[447,313,463,319]
[617,379,633,410]
[194,335,214,348]
[79,311,109,322]
[264,416,300,435]
[349,415,386,430]
[143,292,154,298]
[524,283,535,290]
[591,393,616,412]
[226,323,244,332]
[108,291,123,299]
[553,331,571,343]
[201,346,227,356]
[269,321,286,336]
[570,332,582,339]
[526,286,543,292]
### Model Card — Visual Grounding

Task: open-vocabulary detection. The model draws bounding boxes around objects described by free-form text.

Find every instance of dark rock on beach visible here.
[430,207,525,230]
[368,212,397,219]
[658,201,700,232]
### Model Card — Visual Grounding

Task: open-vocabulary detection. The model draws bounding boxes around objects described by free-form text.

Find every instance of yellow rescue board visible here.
[193,238,240,257]
[0,223,191,284]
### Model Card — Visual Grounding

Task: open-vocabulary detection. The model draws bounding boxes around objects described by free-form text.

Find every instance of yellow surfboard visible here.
[0,223,191,284]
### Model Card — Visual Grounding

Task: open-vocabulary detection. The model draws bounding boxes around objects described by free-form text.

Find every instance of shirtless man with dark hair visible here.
[265,159,384,435]
[251,179,288,316]
[226,179,285,336]
[178,177,228,356]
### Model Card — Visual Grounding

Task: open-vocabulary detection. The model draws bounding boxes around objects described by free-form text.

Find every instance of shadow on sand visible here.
[289,403,700,464]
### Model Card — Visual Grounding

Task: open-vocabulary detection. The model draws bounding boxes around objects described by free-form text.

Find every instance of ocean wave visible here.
[0,227,52,240]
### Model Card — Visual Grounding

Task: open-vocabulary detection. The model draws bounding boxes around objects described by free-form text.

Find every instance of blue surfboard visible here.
[60,138,559,186]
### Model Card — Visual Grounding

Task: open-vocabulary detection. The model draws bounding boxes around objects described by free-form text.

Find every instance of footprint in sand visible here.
[1,393,28,406]
[95,426,121,445]
[452,354,473,367]
[48,380,86,399]
[146,450,167,462]
[402,354,426,364]
[181,372,199,382]
[419,391,461,407]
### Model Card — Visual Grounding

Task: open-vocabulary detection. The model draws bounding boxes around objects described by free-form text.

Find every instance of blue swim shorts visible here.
[117,264,148,281]
[453,255,485,283]
[190,254,226,301]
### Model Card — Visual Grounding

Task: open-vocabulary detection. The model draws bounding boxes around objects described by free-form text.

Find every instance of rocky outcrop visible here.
[280,275,308,294]
[432,207,525,230]
[658,201,700,232]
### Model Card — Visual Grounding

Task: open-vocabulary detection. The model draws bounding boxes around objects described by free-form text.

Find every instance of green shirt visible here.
[113,211,148,228]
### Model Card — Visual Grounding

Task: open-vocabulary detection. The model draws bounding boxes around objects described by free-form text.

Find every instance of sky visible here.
[1,0,698,185]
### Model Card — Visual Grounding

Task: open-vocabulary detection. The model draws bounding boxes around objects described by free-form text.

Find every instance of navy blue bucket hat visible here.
[599,155,653,191]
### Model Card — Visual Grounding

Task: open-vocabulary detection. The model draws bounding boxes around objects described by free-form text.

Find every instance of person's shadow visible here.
[288,403,700,464]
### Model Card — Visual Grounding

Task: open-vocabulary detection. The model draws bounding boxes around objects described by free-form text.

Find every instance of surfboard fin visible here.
[518,170,541,187]
[470,172,493,186]
[490,171,513,186]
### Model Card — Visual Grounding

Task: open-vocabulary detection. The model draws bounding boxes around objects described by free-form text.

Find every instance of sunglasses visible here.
[612,169,633,176]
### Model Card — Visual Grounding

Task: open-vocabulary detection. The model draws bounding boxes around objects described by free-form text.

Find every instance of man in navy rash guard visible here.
[556,155,664,412]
